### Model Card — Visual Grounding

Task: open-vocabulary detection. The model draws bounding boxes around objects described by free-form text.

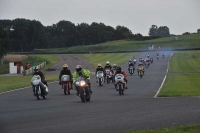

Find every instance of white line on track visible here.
[0,81,59,95]
[154,52,173,98]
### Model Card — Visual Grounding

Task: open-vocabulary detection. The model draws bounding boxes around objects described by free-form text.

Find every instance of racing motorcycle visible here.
[137,66,144,78]
[157,55,159,60]
[133,59,136,65]
[105,69,113,83]
[96,71,104,86]
[61,75,72,95]
[150,58,153,64]
[129,66,135,75]
[31,75,48,100]
[115,74,125,95]
[75,76,91,102]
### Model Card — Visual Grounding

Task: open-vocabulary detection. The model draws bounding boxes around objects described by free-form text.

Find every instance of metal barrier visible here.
[24,62,46,76]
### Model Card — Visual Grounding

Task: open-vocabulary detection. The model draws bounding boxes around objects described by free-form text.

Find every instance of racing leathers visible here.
[59,68,73,89]
[114,70,128,89]
[137,64,145,75]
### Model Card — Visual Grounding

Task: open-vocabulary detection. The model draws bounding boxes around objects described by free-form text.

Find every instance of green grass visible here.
[158,51,200,97]
[81,53,139,71]
[169,51,200,72]
[0,74,58,93]
[158,74,200,97]
[37,33,200,52]
[126,124,200,133]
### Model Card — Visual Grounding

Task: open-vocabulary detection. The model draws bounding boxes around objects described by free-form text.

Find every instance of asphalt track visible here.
[1,52,200,133]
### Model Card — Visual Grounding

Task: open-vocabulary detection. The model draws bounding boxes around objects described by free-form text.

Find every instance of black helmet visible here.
[116,66,122,73]
[34,66,39,72]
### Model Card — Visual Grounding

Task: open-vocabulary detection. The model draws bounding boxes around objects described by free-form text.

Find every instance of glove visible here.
[59,81,61,85]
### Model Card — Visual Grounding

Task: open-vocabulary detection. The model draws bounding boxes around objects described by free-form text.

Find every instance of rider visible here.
[128,60,135,72]
[137,62,145,75]
[147,53,150,58]
[32,66,48,95]
[112,64,117,71]
[162,53,165,58]
[95,64,104,82]
[133,57,137,65]
[114,66,128,89]
[104,61,112,78]
[59,64,73,89]
[73,65,92,96]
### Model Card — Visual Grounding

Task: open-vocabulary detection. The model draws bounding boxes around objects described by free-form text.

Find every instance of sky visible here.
[0,0,200,36]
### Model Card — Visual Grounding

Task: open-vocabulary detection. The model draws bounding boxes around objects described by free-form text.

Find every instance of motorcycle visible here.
[157,55,159,60]
[115,74,125,95]
[75,76,91,102]
[133,59,136,65]
[137,66,144,78]
[129,66,135,75]
[105,69,113,83]
[96,71,104,86]
[145,61,150,69]
[31,75,48,100]
[163,54,165,58]
[61,75,72,95]
[150,58,153,64]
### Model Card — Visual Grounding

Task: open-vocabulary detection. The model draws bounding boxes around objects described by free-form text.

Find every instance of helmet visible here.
[113,64,117,67]
[129,59,132,61]
[34,66,39,72]
[139,62,142,65]
[116,66,122,73]
[63,64,68,70]
[97,64,101,67]
[106,61,110,65]
[76,65,82,73]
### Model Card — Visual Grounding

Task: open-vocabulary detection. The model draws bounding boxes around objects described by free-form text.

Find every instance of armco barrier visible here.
[24,62,46,76]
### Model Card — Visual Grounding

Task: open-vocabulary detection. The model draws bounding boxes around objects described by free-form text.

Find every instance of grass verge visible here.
[126,124,200,133]
[158,51,200,97]
[169,51,200,72]
[81,53,139,71]
[158,74,200,97]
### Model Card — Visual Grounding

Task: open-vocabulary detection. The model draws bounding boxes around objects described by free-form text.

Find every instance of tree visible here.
[149,25,158,36]
[197,29,200,34]
[0,24,10,65]
[157,26,170,37]
[182,32,190,35]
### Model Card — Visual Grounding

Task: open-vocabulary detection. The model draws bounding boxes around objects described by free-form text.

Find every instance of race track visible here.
[1,52,200,133]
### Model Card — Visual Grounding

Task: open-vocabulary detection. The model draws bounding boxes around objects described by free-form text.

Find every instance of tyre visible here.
[86,95,91,101]
[80,90,85,102]
[35,87,41,100]
[64,84,67,95]
[119,84,122,95]
[68,83,71,94]
[42,95,46,99]
[99,78,102,86]
[107,77,109,84]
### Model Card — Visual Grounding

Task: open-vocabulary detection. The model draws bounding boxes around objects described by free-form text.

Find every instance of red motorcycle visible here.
[61,75,72,95]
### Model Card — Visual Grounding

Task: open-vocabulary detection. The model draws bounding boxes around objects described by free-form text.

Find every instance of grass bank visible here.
[0,75,58,93]
[126,124,200,133]
[81,53,139,71]
[158,51,200,97]
[37,34,200,52]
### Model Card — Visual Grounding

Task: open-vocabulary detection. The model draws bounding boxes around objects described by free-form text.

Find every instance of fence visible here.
[24,62,46,76]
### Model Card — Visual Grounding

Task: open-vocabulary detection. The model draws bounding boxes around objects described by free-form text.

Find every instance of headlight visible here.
[80,81,86,86]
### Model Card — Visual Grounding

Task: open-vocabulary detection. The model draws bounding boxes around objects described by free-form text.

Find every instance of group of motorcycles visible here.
[31,52,164,101]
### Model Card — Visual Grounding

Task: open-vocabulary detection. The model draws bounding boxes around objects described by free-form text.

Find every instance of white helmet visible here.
[106,61,110,65]
[34,66,39,72]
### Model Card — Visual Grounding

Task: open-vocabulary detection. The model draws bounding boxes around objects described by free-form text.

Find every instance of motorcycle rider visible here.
[147,53,150,58]
[114,66,128,89]
[128,60,135,72]
[112,64,117,71]
[73,65,92,96]
[133,57,137,65]
[95,64,104,82]
[104,61,112,80]
[59,64,73,89]
[32,66,48,95]
[137,62,145,75]
[162,53,165,58]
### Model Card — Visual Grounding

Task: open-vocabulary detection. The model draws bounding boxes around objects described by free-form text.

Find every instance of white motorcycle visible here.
[96,71,104,86]
[115,74,125,95]
[105,69,113,83]
[31,75,48,100]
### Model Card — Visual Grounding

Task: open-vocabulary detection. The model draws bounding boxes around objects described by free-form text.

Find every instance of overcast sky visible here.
[0,0,199,35]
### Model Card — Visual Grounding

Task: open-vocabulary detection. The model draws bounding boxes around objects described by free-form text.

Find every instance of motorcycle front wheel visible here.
[35,86,41,100]
[79,89,85,102]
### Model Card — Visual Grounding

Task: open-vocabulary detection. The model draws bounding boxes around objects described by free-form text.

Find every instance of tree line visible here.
[0,18,162,53]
